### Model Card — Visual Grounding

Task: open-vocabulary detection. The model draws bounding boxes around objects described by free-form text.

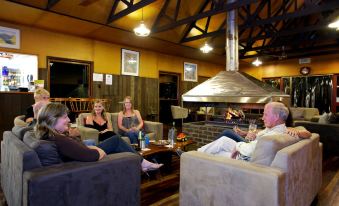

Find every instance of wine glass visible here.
[246,123,257,142]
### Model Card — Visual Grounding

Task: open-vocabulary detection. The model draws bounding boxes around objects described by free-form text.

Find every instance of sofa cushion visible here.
[250,134,299,166]
[23,131,62,166]
[291,108,304,120]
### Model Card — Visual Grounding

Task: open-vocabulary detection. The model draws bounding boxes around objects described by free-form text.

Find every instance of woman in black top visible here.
[85,100,115,142]
[35,103,163,171]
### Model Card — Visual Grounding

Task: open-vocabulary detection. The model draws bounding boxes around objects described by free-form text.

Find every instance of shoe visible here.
[142,163,164,172]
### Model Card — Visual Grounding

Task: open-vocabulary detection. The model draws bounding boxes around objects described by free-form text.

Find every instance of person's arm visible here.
[134,110,144,130]
[24,105,34,123]
[55,135,102,161]
[85,115,94,125]
[233,127,248,137]
[105,113,113,131]
[87,146,106,160]
[286,127,312,139]
[117,112,129,132]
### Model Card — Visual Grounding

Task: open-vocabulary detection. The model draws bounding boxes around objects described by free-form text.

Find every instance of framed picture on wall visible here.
[0,26,20,49]
[121,49,139,76]
[183,62,197,82]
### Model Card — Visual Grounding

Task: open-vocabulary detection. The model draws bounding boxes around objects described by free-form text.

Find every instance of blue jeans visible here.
[97,135,140,157]
[215,129,246,142]
[122,131,139,144]
[83,139,96,146]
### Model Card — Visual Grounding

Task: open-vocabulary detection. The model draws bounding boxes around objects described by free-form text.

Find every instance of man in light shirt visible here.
[197,102,290,161]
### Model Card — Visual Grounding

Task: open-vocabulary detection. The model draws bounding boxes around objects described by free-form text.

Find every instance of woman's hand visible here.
[231,147,239,159]
[69,128,81,137]
[87,146,106,160]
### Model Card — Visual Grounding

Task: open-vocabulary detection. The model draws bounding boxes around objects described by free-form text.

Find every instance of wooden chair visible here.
[69,98,93,114]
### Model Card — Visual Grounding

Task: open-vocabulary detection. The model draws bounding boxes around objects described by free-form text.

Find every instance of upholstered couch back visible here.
[1,127,141,206]
[290,107,319,121]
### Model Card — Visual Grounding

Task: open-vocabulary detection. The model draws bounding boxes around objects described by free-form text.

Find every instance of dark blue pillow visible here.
[23,131,62,166]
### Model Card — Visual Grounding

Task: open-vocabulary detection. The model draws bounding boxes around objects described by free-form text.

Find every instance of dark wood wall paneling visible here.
[0,92,34,139]
[92,74,159,121]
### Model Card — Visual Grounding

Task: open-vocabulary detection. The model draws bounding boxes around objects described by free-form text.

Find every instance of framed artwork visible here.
[183,62,198,82]
[121,49,139,76]
[0,26,20,49]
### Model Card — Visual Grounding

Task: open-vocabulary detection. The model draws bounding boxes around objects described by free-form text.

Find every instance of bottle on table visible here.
[139,131,145,150]
[168,122,177,148]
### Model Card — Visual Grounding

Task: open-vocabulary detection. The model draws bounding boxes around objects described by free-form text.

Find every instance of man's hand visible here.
[69,128,80,137]
[286,128,299,138]
[231,147,239,159]
[245,132,256,141]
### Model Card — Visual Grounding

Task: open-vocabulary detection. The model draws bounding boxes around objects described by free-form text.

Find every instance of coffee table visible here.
[139,139,194,158]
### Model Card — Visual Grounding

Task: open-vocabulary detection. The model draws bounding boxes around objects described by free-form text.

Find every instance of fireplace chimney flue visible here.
[226,0,239,71]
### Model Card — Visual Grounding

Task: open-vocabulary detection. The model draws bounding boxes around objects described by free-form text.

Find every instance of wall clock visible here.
[300,67,311,75]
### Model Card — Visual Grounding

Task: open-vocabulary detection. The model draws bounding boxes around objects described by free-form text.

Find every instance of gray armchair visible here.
[180,134,322,206]
[1,127,141,206]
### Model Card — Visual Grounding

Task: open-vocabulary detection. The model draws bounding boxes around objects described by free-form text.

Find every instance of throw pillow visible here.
[318,112,330,124]
[290,108,304,120]
[250,134,299,166]
[23,131,62,166]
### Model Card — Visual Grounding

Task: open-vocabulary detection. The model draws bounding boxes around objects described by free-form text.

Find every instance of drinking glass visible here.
[248,123,257,133]
[246,123,257,142]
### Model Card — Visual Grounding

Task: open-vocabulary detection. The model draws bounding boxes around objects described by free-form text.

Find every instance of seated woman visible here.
[117,96,143,144]
[85,100,115,142]
[35,103,163,172]
[25,88,50,123]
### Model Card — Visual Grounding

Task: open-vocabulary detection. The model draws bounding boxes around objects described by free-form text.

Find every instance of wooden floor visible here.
[142,155,339,206]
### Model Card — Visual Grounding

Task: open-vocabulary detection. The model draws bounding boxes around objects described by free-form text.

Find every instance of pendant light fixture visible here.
[134,8,150,37]
[252,58,262,66]
[200,43,213,53]
[328,18,339,31]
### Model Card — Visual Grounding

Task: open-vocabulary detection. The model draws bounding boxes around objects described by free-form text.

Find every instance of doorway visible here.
[47,57,93,98]
[159,72,180,137]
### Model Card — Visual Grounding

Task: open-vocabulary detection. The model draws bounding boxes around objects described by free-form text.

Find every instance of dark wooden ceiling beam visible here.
[106,0,156,24]
[79,0,101,6]
[240,43,339,59]
[46,0,60,10]
[182,0,338,43]
[152,0,256,33]
[179,0,212,43]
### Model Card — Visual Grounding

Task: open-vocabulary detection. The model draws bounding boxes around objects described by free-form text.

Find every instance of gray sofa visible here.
[1,128,141,206]
[180,133,322,206]
[294,121,339,157]
[77,112,163,144]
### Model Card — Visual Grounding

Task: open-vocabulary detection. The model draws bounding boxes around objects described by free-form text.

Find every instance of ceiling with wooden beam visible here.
[0,0,338,65]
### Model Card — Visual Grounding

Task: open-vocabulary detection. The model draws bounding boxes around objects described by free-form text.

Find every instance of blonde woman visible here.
[117,96,143,144]
[25,88,50,123]
[85,101,115,142]
[35,103,163,171]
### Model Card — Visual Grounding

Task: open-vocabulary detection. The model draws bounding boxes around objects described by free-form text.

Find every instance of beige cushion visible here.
[290,108,304,120]
[251,134,299,166]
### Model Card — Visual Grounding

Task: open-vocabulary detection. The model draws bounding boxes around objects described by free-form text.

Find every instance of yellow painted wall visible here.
[240,53,339,80]
[0,21,224,79]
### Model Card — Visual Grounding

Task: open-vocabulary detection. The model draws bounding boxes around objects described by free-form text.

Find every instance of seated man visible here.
[197,102,308,161]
